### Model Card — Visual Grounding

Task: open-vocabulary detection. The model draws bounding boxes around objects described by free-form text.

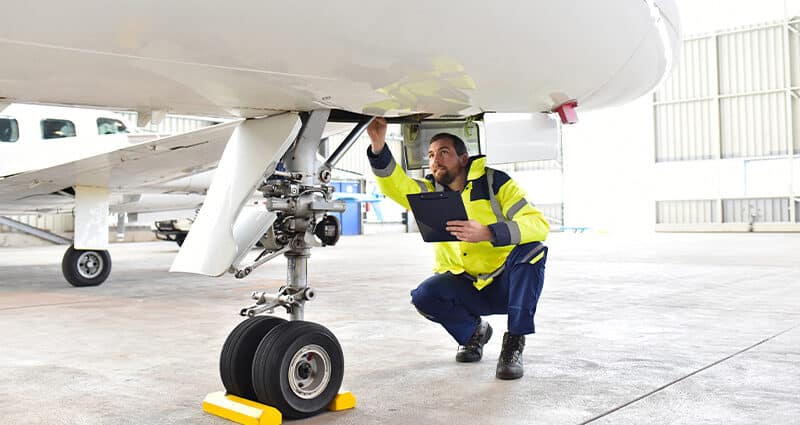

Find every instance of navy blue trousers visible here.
[410,242,547,345]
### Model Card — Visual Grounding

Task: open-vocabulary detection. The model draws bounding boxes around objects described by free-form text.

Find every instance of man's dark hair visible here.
[430,133,468,156]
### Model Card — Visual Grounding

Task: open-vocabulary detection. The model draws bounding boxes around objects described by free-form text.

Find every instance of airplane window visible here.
[0,118,19,143]
[41,119,76,139]
[97,118,129,135]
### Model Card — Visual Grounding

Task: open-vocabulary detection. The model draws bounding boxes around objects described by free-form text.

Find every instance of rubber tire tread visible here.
[220,316,287,400]
[61,245,111,287]
[251,321,344,419]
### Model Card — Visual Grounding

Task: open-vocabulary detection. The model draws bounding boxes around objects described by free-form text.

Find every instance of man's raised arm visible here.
[367,117,387,155]
[366,118,433,209]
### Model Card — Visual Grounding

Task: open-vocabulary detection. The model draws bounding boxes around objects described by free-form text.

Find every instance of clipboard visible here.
[406,191,468,242]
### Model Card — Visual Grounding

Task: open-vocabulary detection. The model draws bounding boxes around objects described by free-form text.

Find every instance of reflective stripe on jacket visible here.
[367,145,550,289]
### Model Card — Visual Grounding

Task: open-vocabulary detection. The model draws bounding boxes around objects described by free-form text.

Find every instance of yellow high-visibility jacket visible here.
[368,146,549,289]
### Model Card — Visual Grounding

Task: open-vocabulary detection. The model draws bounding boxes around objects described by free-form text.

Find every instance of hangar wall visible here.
[653,17,800,231]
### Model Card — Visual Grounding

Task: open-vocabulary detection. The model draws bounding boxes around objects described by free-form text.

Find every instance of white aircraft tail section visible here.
[170,114,301,276]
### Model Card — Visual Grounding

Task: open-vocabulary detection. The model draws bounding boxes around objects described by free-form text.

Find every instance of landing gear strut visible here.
[214,110,371,420]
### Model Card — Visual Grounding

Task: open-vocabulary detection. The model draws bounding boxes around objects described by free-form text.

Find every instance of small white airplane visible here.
[0,103,353,285]
[0,103,237,286]
[0,0,680,419]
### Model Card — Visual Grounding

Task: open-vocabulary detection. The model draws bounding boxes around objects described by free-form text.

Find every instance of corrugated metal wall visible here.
[796,200,800,222]
[722,197,791,223]
[720,92,788,157]
[655,100,717,161]
[537,203,563,226]
[656,198,795,224]
[654,37,718,162]
[654,18,799,231]
[655,37,717,101]
[656,200,718,224]
[655,20,797,162]
[793,95,800,154]
[717,26,786,94]
[792,19,800,154]
[493,160,562,172]
[0,213,73,233]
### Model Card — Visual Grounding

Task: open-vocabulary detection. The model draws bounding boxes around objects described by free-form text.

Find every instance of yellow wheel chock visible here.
[202,391,356,425]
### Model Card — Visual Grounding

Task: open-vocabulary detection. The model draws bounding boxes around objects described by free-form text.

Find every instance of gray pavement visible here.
[0,232,798,425]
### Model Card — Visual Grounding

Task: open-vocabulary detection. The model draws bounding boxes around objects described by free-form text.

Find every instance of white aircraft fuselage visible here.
[0,0,680,119]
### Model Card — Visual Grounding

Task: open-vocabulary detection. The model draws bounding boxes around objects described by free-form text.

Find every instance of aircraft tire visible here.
[61,245,111,287]
[220,316,287,400]
[252,321,343,419]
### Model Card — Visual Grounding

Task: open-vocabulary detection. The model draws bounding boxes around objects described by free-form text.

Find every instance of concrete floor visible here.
[0,232,798,425]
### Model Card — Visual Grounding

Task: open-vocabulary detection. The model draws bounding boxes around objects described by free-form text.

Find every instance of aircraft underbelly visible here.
[0,0,679,118]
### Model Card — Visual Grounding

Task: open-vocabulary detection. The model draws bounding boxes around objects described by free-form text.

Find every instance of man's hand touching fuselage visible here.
[367,117,387,154]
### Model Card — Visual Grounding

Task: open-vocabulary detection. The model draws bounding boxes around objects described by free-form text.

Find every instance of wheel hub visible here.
[76,251,103,279]
[288,344,331,399]
[298,363,312,380]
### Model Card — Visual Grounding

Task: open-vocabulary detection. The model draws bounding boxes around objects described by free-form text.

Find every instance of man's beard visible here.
[434,169,455,187]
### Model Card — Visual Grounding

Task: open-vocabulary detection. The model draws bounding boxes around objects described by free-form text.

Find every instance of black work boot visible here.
[455,320,493,363]
[496,332,525,380]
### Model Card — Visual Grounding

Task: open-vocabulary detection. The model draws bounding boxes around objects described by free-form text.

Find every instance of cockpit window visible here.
[41,119,76,139]
[97,118,128,135]
[0,118,19,143]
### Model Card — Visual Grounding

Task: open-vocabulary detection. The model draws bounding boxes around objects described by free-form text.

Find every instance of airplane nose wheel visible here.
[251,321,344,419]
[220,316,287,401]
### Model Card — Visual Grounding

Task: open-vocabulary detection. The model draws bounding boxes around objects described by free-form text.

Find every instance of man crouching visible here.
[366,118,549,380]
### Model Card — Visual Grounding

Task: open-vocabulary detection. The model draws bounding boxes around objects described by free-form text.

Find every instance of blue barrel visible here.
[331,181,362,235]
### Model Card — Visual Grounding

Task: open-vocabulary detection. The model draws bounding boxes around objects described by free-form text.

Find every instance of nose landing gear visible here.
[205,110,363,424]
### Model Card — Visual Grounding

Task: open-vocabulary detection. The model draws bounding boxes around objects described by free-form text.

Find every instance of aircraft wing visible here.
[0,120,243,213]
